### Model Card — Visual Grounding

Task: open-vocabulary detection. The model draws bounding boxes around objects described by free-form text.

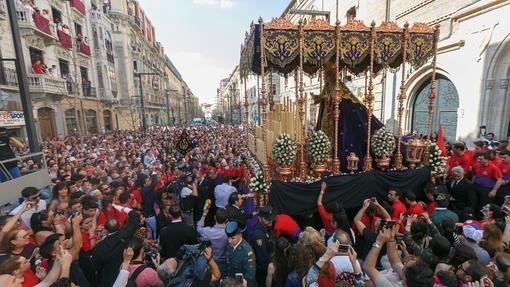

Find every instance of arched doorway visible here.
[85,109,98,134]
[411,75,459,142]
[65,108,82,135]
[103,110,112,131]
[37,107,56,140]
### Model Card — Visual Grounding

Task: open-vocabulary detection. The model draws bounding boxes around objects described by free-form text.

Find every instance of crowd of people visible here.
[0,125,510,287]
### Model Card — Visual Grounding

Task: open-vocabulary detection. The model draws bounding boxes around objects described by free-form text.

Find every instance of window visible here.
[65,108,81,134]
[80,66,88,81]
[133,61,138,72]
[96,64,104,90]
[29,47,43,65]
[51,7,62,24]
[85,109,98,133]
[108,65,117,94]
[74,23,82,36]
[58,59,69,77]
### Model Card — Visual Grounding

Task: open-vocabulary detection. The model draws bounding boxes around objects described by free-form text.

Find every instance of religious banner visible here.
[175,129,193,155]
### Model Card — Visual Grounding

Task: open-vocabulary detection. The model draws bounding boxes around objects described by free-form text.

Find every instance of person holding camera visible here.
[157,245,221,287]
[126,238,163,287]
[225,220,255,287]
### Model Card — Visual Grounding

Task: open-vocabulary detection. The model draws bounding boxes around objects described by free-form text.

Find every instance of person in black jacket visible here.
[90,210,143,287]
[447,166,477,221]
[226,192,252,225]
[159,204,198,260]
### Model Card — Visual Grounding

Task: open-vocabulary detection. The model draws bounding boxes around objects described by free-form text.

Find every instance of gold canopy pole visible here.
[259,17,270,181]
[298,19,307,180]
[395,23,409,170]
[364,22,376,171]
[269,73,274,111]
[332,20,341,175]
[427,26,440,137]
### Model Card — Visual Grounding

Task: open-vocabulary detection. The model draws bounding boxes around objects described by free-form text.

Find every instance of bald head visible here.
[157,258,178,282]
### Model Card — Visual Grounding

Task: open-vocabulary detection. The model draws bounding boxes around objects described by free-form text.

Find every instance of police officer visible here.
[250,205,275,287]
[225,220,256,287]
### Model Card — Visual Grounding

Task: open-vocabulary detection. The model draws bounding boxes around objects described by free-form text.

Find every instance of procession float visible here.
[239,15,443,213]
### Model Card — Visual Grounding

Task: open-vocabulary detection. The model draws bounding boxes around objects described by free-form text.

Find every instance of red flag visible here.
[437,125,447,156]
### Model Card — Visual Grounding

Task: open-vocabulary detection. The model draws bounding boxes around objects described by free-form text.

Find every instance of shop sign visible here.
[0,111,25,127]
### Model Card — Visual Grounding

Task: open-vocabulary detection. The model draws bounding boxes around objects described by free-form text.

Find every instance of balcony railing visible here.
[57,30,72,49]
[70,0,86,15]
[17,7,57,38]
[0,67,19,87]
[27,74,67,95]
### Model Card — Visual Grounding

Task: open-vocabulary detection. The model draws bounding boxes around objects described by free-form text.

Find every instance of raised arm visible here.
[374,199,391,220]
[69,214,83,261]
[354,199,370,233]
[364,228,391,283]
[1,202,30,233]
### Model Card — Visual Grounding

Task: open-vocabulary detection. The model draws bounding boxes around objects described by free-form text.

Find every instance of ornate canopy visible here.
[239,17,436,78]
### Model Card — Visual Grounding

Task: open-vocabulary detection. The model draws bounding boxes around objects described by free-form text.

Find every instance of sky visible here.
[141,0,290,105]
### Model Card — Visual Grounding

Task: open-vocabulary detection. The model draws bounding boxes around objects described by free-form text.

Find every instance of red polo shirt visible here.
[391,199,407,220]
[474,162,502,188]
[448,152,471,175]
[408,202,424,215]
[498,161,510,181]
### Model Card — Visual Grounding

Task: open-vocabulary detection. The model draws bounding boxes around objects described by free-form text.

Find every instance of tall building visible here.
[281,0,510,143]
[0,0,197,141]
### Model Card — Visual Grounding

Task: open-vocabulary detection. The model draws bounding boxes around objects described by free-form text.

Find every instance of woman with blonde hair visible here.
[479,223,504,257]
[298,227,326,259]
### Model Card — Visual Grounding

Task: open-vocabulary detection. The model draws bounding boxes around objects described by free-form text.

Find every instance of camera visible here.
[338,244,350,253]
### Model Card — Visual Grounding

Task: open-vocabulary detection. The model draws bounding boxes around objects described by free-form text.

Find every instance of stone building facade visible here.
[0,0,196,141]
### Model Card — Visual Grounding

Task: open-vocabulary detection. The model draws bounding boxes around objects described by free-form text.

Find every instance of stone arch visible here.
[37,107,56,140]
[405,67,460,142]
[481,37,510,138]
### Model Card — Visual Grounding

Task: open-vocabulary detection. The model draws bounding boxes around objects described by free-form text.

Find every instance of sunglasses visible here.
[29,194,40,201]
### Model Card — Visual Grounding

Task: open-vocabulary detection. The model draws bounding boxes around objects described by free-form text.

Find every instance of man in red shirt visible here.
[473,152,504,210]
[403,191,424,215]
[387,188,407,220]
[447,143,472,176]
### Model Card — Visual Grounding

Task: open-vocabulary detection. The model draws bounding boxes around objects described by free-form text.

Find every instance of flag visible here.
[437,125,447,156]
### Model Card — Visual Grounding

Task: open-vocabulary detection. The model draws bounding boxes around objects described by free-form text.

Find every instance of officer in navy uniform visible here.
[250,205,276,287]
[225,220,256,287]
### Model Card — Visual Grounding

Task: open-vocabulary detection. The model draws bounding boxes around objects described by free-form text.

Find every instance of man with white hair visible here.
[447,166,476,220]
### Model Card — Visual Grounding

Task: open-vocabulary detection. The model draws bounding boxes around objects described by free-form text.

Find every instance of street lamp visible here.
[134,72,160,132]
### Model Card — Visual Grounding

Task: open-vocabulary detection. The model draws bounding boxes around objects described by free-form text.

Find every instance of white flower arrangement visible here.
[371,128,396,158]
[272,133,297,166]
[307,130,332,164]
[428,143,447,175]
[249,171,270,194]
[242,149,262,175]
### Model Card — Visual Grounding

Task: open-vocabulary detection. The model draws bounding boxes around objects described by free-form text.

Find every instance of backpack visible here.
[126,264,148,287]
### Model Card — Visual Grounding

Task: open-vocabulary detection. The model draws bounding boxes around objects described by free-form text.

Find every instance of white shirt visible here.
[9,200,47,227]
[181,186,193,198]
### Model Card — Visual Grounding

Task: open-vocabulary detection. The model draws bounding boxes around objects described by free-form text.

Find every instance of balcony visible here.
[0,67,19,87]
[70,0,86,15]
[79,42,91,56]
[16,7,57,40]
[27,74,67,95]
[57,30,72,49]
